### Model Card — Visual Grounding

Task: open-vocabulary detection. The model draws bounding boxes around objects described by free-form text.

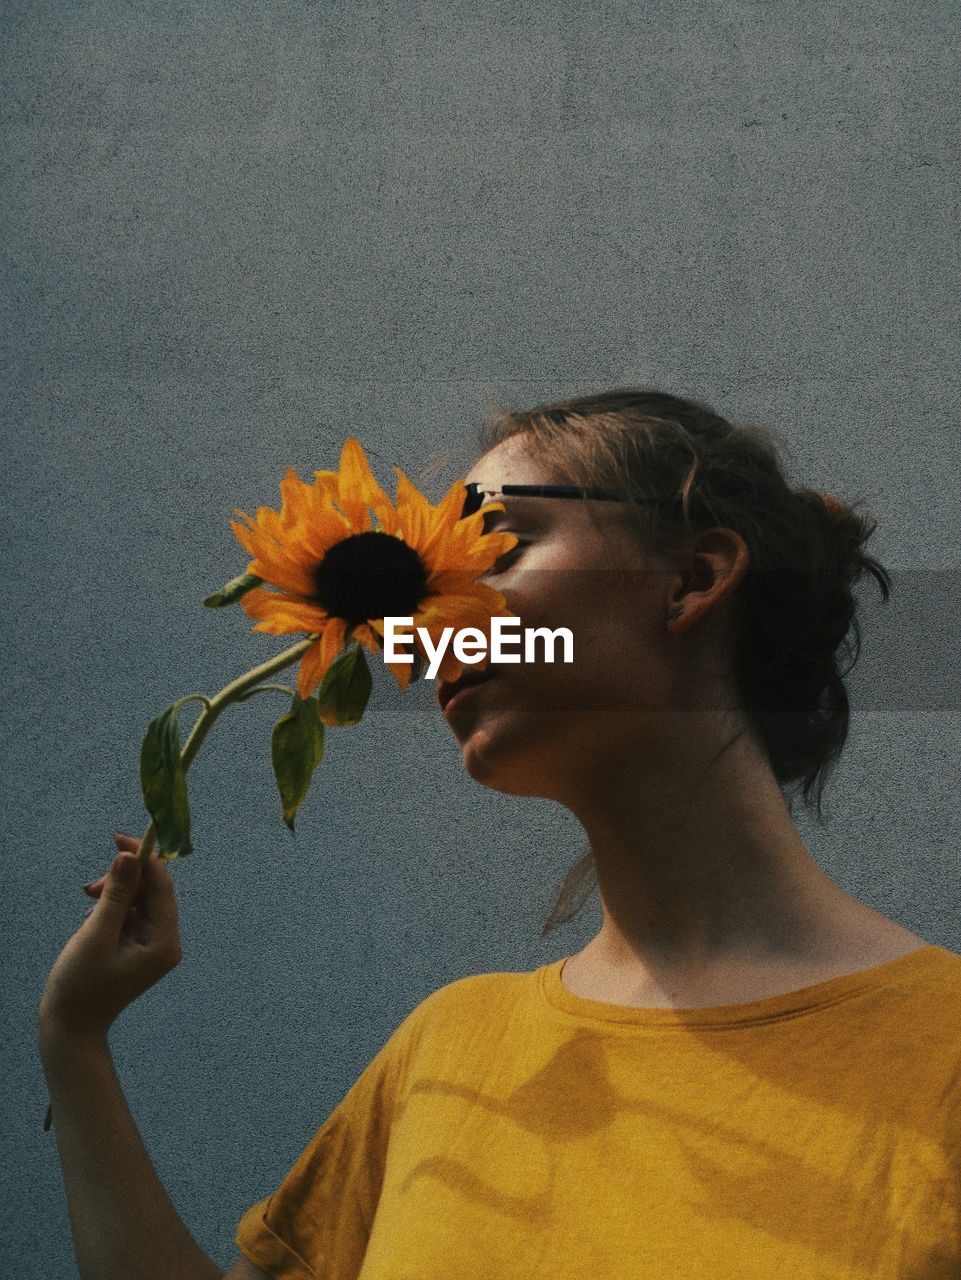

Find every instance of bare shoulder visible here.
[223,1258,273,1280]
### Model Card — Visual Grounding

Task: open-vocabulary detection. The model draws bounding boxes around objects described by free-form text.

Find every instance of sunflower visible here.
[229,437,519,699]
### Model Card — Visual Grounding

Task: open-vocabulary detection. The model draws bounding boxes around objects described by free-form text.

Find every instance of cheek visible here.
[523,580,670,708]
[553,573,663,654]
[495,554,667,670]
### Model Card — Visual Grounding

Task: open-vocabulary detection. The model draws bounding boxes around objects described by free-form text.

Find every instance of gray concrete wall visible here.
[4,2,959,1273]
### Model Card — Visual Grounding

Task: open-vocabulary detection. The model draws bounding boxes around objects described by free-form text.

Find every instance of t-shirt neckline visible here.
[539,945,948,1029]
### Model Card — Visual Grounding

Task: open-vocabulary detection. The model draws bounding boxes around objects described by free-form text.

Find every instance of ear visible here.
[664,528,750,633]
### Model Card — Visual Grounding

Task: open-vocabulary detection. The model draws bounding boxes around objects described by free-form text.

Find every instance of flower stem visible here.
[135,635,320,864]
[232,683,297,703]
[43,637,322,1132]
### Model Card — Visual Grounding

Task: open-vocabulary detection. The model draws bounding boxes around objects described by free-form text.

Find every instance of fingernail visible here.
[82,881,95,891]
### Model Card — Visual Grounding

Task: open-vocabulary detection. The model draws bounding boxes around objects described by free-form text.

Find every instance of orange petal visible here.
[242,587,328,635]
[435,649,466,684]
[384,655,415,691]
[424,567,489,596]
[392,466,431,548]
[432,525,514,575]
[461,582,518,615]
[296,618,348,699]
[312,468,340,496]
[423,476,472,550]
[294,523,351,574]
[336,437,393,534]
[229,516,261,559]
[244,548,319,598]
[306,480,353,539]
[352,622,383,657]
[277,466,313,527]
[416,592,509,628]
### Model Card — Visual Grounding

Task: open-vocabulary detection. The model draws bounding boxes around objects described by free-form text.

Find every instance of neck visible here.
[558,714,859,977]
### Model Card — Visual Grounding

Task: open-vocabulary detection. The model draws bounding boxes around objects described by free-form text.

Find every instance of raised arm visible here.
[38,836,242,1280]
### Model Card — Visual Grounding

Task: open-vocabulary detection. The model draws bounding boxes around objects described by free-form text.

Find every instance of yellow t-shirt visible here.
[236,946,961,1278]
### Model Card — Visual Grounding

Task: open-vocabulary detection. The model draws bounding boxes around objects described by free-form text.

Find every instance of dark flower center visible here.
[311,531,429,626]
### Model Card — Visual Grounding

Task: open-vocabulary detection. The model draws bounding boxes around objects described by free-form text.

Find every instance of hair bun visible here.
[796,487,853,523]
[797,485,864,542]
[794,486,891,603]
[817,491,846,517]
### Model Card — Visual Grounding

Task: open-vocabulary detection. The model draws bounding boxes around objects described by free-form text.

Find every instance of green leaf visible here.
[315,644,373,727]
[139,704,193,858]
[203,572,264,607]
[271,694,326,833]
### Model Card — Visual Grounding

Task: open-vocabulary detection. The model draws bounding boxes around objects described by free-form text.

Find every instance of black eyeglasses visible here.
[462,482,653,518]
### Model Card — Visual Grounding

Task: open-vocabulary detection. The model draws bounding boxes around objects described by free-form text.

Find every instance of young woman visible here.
[39,389,961,1278]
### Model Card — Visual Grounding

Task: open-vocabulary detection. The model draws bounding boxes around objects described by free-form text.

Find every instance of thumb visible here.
[89,852,143,940]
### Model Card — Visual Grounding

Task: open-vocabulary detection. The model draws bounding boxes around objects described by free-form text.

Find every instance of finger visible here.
[87,852,144,944]
[83,834,142,896]
[83,870,111,897]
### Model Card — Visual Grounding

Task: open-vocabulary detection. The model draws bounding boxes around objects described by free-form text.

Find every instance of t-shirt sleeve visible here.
[235,1009,419,1280]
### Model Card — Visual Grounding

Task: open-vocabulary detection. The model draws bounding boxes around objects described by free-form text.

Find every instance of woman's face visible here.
[436,434,690,800]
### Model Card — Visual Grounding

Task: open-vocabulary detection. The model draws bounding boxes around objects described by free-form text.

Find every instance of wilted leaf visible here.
[140,704,193,857]
[271,694,326,832]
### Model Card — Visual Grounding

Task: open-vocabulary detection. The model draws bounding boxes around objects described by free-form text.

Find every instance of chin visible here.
[458,727,563,799]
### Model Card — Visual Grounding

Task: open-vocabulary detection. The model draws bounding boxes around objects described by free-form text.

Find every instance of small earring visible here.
[667,606,683,621]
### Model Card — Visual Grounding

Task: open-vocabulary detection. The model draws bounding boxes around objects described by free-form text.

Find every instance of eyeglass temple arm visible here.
[463,482,646,508]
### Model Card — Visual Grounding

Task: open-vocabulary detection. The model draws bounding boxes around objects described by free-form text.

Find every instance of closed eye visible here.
[488,538,531,573]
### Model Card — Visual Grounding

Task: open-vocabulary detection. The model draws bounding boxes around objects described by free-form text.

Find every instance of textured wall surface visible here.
[3,2,959,1273]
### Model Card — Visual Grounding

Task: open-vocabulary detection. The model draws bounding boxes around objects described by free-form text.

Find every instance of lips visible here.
[437,667,496,713]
